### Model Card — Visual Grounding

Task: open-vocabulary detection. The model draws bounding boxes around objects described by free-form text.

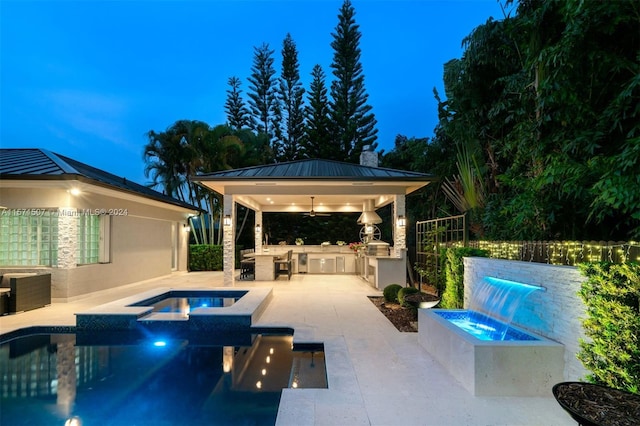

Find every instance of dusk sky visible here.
[1,0,508,185]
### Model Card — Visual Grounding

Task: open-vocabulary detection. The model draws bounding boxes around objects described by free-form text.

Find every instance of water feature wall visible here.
[470,277,545,332]
[463,257,588,381]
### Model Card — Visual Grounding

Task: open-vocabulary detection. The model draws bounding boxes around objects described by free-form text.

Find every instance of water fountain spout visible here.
[470,277,545,339]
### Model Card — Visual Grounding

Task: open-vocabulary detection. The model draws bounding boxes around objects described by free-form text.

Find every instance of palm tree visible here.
[144,121,274,245]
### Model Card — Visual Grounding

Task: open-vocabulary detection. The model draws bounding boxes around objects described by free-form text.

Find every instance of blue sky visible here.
[1,0,508,185]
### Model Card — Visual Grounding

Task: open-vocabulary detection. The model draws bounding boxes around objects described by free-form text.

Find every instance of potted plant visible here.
[295,238,304,245]
[552,381,640,426]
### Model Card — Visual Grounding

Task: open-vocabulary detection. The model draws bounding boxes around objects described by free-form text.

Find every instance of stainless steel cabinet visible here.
[309,258,336,273]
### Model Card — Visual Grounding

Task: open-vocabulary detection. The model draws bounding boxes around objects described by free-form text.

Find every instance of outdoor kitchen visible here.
[192,150,435,288]
[255,199,406,290]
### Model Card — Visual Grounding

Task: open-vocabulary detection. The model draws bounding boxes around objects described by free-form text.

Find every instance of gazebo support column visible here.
[223,195,235,287]
[255,210,262,252]
[393,195,406,258]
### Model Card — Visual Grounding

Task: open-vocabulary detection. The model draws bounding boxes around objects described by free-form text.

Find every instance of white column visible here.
[223,195,235,287]
[255,210,263,251]
[393,195,406,258]
[57,207,78,269]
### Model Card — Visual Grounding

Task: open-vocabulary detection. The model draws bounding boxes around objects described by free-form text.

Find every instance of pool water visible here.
[128,290,247,316]
[134,296,239,314]
[0,330,326,426]
[435,310,540,341]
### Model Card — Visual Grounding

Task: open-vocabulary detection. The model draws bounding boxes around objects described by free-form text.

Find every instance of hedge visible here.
[441,247,489,309]
[577,262,639,394]
[189,245,223,271]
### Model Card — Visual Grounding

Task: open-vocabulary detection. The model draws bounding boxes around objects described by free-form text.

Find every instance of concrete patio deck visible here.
[0,271,573,425]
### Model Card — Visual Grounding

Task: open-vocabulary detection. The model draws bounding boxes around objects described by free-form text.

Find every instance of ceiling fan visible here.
[303,196,330,217]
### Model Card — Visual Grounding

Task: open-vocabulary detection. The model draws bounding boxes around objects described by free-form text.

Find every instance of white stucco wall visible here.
[463,257,589,381]
[1,184,193,301]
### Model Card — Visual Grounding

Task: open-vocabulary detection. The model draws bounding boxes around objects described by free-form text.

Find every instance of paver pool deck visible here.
[0,271,574,425]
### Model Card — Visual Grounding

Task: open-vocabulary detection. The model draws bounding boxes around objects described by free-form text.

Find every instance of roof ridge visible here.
[40,149,80,174]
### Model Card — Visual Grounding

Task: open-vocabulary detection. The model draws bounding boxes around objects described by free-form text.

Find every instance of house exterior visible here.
[0,149,200,301]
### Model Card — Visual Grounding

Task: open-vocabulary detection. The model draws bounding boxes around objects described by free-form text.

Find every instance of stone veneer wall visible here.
[463,257,589,381]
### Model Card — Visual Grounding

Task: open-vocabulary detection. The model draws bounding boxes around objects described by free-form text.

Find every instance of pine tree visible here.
[274,33,306,161]
[247,43,277,140]
[329,0,378,163]
[224,76,250,130]
[303,64,333,159]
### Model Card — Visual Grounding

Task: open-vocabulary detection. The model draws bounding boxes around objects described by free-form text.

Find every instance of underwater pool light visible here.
[153,340,167,347]
[64,417,82,426]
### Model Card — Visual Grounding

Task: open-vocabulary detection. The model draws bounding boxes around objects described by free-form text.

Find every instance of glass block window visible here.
[0,210,58,267]
[77,214,100,265]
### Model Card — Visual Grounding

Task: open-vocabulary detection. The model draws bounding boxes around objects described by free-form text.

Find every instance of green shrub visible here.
[577,262,640,394]
[189,244,223,271]
[398,286,420,308]
[441,247,489,309]
[383,284,403,302]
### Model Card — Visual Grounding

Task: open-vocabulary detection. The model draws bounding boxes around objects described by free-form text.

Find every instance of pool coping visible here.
[75,287,273,331]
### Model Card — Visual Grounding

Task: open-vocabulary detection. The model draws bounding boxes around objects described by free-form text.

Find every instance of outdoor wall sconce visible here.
[255,224,261,234]
[223,215,232,227]
[183,224,191,233]
[397,215,406,227]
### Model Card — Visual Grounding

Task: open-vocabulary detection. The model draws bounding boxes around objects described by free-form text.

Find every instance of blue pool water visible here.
[435,310,540,341]
[0,328,326,426]
[128,290,246,314]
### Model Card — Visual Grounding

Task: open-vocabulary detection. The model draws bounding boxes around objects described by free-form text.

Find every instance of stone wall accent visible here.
[223,196,235,286]
[463,257,589,381]
[57,208,77,269]
[392,195,406,257]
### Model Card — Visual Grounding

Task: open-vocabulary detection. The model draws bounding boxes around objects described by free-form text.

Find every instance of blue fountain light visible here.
[469,276,545,338]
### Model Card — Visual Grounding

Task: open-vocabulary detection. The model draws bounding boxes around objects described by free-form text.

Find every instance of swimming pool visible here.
[0,327,327,426]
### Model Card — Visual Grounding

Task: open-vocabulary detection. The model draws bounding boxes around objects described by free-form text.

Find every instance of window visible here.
[77,214,110,265]
[0,210,58,267]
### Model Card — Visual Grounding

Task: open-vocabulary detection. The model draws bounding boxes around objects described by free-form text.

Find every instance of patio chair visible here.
[240,258,255,280]
[274,250,293,280]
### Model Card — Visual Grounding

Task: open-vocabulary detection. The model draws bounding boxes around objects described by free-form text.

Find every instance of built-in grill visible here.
[365,240,390,256]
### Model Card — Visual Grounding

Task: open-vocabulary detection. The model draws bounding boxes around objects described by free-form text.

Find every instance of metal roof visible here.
[194,158,435,213]
[196,159,435,181]
[0,148,201,211]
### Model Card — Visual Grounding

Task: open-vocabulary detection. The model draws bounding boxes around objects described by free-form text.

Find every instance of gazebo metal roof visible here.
[194,159,436,213]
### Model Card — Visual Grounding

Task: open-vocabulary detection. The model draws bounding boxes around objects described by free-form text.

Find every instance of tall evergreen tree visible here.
[224,76,250,130]
[273,33,306,161]
[329,0,378,163]
[303,64,333,159]
[247,43,277,141]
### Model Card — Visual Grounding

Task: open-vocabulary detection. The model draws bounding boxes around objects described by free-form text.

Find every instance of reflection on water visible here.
[0,331,326,426]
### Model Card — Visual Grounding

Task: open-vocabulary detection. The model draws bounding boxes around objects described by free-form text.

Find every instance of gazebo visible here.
[194,152,435,287]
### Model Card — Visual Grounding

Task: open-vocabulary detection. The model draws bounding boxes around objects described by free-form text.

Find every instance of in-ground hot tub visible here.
[418,309,564,396]
[75,288,272,332]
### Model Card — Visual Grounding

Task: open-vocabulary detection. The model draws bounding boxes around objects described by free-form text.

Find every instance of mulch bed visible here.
[553,382,640,426]
[369,292,440,332]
